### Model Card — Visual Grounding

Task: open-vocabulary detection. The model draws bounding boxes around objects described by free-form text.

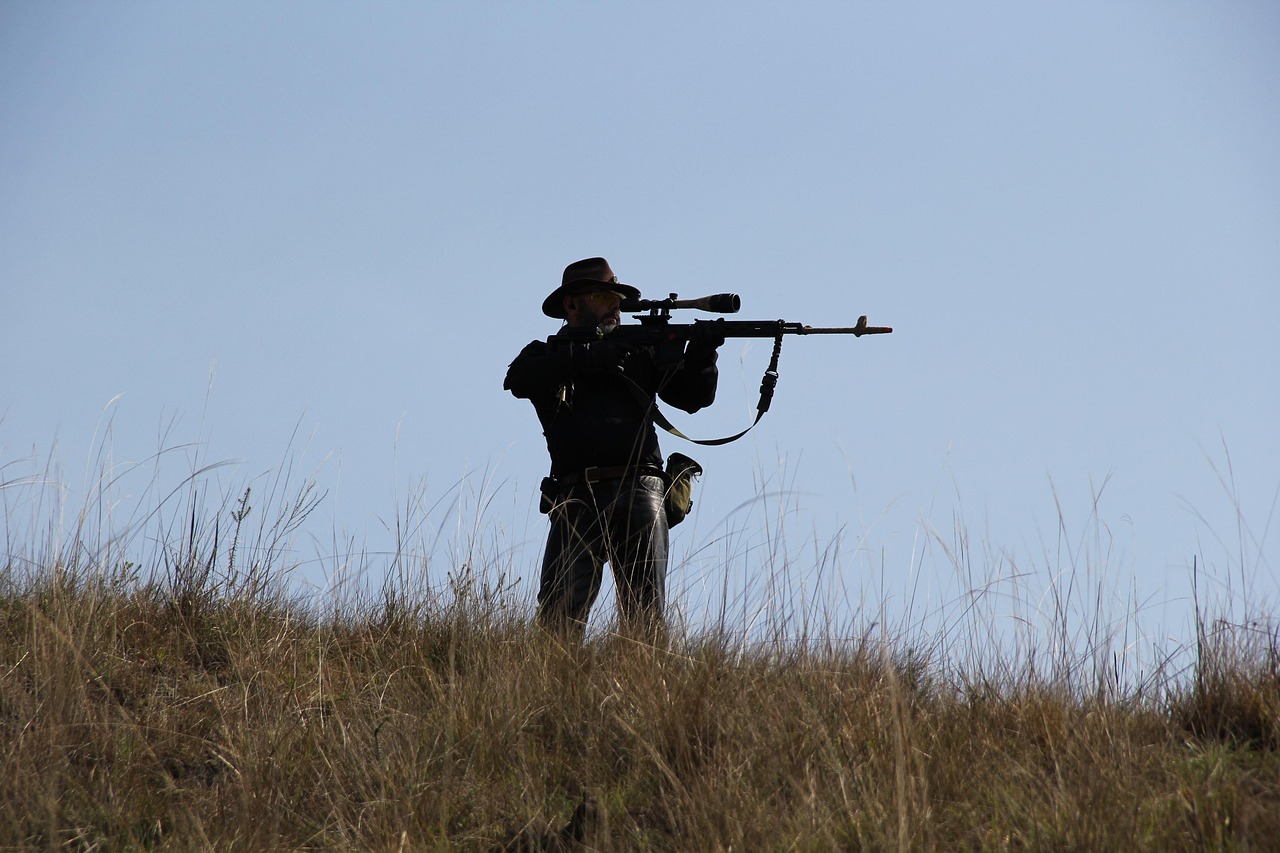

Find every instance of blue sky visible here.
[3,2,1277,659]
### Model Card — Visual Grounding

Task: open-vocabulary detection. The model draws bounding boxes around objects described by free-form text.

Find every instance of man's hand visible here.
[691,320,728,350]
[684,319,726,366]
[574,338,632,374]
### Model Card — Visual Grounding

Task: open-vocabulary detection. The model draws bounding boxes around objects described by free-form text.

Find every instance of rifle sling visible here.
[624,331,785,447]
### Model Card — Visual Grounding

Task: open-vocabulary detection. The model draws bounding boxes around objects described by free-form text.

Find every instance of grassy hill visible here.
[3,539,1278,851]
[1,462,1276,850]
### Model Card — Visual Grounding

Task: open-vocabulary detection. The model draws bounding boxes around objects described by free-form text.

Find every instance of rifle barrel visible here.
[794,325,894,336]
[711,315,893,337]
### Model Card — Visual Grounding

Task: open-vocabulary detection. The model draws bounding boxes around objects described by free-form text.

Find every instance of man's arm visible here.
[504,336,634,400]
[503,340,570,400]
[655,338,720,414]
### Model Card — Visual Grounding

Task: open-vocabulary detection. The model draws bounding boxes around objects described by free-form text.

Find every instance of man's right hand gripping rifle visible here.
[568,332,634,375]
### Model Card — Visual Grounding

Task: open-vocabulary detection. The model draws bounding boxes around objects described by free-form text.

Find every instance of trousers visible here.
[536,474,668,634]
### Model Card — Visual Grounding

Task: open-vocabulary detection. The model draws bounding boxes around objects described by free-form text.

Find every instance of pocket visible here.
[663,453,703,527]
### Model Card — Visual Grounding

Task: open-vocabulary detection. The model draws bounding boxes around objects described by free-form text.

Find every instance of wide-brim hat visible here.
[542,257,641,319]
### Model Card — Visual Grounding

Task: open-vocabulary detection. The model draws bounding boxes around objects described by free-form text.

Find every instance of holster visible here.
[538,476,558,514]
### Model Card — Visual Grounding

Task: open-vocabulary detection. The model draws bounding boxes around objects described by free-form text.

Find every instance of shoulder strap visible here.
[625,331,785,447]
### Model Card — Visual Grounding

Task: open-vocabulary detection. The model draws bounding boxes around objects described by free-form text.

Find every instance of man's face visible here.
[564,289,624,331]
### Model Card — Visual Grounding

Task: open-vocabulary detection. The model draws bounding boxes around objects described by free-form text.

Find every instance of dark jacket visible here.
[504,326,718,476]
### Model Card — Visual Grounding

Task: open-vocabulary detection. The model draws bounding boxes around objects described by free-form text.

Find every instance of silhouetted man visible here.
[504,257,722,636]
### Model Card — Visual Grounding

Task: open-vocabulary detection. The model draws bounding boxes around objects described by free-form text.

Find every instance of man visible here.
[504,257,723,636]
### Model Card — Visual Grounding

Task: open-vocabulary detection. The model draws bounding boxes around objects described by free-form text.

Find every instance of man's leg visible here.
[606,475,669,634]
[536,489,605,634]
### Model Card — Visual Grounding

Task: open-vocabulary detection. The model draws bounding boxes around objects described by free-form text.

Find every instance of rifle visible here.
[617,291,891,363]
[554,292,893,445]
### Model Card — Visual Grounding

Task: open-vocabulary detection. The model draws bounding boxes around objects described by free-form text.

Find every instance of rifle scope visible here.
[624,293,741,314]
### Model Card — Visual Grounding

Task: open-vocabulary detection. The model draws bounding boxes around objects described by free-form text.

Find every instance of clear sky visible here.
[3,2,1277,666]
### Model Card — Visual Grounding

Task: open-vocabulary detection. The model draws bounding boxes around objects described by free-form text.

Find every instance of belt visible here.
[554,465,666,488]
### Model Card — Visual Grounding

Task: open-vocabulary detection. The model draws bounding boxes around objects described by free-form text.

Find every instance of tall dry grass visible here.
[2,454,1277,850]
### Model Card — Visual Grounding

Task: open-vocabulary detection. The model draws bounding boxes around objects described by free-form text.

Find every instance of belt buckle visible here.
[582,466,603,484]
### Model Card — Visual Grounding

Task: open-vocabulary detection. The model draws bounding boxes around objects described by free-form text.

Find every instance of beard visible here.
[587,305,620,334]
